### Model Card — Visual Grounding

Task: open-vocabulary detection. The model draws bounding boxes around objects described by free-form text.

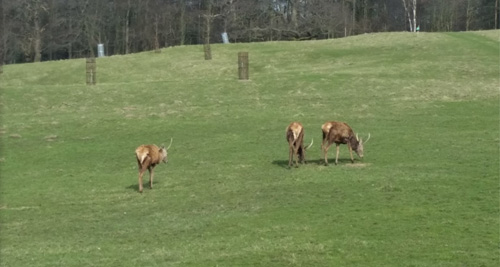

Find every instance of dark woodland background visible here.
[0,0,498,64]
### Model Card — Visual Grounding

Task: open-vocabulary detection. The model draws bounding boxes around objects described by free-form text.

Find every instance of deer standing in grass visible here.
[322,121,370,165]
[286,122,313,167]
[135,138,172,193]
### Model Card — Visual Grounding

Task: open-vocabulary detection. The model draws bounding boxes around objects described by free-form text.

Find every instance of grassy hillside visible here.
[0,31,498,266]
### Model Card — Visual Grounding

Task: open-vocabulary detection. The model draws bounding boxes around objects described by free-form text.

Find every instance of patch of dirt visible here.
[44,135,58,141]
[344,163,371,168]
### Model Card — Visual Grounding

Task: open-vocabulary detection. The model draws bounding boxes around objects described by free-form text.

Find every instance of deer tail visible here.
[135,148,149,164]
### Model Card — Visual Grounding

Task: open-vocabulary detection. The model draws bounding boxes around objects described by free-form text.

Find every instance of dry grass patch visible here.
[44,135,58,142]
[344,162,371,168]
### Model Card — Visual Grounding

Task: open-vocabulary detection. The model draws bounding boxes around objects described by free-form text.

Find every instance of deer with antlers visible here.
[286,122,314,167]
[135,138,173,193]
[322,121,370,165]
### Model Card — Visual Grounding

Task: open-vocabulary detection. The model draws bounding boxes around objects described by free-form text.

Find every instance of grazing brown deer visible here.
[322,121,370,165]
[286,122,313,167]
[135,138,172,193]
[321,121,335,153]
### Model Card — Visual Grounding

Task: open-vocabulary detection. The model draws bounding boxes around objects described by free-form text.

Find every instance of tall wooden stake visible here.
[238,52,249,80]
[204,43,211,60]
[86,58,96,85]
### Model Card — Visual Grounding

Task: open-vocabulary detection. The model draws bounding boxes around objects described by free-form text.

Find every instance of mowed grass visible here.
[0,31,498,266]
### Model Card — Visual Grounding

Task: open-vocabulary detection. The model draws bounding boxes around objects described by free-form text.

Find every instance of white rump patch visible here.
[139,154,148,164]
[136,147,150,164]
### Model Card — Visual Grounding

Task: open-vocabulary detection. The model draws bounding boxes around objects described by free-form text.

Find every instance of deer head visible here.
[160,138,173,163]
[352,133,370,158]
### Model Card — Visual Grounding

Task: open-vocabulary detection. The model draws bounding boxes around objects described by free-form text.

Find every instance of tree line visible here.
[0,0,498,64]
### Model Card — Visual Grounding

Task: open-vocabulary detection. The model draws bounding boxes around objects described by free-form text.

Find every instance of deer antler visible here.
[166,138,173,150]
[364,133,371,143]
[305,138,314,150]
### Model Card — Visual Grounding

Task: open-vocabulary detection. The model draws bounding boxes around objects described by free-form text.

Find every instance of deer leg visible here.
[288,145,294,167]
[138,170,144,193]
[137,160,143,193]
[321,132,327,152]
[293,145,299,167]
[148,166,154,189]
[347,143,354,163]
[323,142,332,166]
[301,145,306,164]
[335,144,340,165]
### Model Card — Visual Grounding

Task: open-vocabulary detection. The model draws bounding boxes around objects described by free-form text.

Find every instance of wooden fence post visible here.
[204,43,212,60]
[238,52,249,80]
[86,57,96,85]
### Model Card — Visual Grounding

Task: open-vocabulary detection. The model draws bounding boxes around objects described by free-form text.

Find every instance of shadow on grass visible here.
[272,158,362,168]
[126,182,159,192]
[126,184,140,191]
[272,158,330,168]
[271,160,290,169]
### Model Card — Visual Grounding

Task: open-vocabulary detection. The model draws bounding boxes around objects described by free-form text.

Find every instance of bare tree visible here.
[496,0,499,28]
[1,0,499,64]
[179,0,187,45]
[12,0,49,62]
[402,0,417,31]
[363,0,369,32]
[465,0,479,30]
[30,0,47,62]
[342,0,354,36]
[75,0,107,57]
[0,0,4,71]
[352,0,356,33]
[202,0,224,45]
[306,0,347,38]
[144,0,163,52]
[124,0,132,54]
[288,0,299,29]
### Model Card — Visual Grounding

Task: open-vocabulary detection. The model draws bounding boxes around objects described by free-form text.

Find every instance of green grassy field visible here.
[0,31,499,266]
